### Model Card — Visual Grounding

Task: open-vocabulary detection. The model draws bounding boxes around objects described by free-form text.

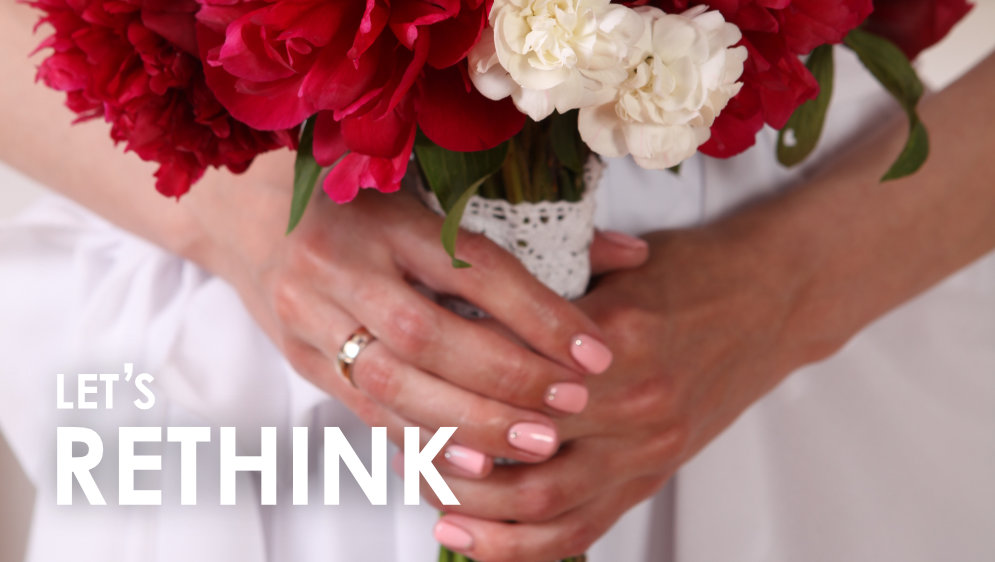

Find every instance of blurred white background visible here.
[2,3,994,561]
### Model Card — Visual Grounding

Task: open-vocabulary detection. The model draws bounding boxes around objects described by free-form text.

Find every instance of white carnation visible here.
[578,6,747,169]
[469,0,644,121]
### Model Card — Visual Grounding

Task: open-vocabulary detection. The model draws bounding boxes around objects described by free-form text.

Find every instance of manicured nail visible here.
[443,445,487,475]
[434,520,474,551]
[544,382,588,414]
[507,422,557,456]
[570,334,613,374]
[601,230,648,250]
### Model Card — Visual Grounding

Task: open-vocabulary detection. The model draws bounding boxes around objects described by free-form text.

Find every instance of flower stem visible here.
[501,136,527,204]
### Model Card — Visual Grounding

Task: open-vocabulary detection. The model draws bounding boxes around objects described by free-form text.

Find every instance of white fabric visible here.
[1,47,993,562]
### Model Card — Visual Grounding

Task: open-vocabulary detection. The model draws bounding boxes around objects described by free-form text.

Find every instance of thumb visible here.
[590,230,649,275]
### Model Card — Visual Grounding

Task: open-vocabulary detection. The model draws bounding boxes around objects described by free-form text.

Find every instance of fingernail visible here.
[434,520,474,551]
[443,445,487,475]
[544,382,588,414]
[571,334,613,374]
[602,230,648,250]
[507,422,558,456]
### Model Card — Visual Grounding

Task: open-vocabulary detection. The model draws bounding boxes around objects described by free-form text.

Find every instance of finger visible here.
[277,251,585,417]
[326,272,590,415]
[283,291,564,462]
[433,476,665,562]
[284,340,496,479]
[389,216,616,376]
[282,278,575,461]
[421,438,632,522]
[427,423,688,518]
[392,429,497,481]
[589,230,649,275]
[349,340,563,463]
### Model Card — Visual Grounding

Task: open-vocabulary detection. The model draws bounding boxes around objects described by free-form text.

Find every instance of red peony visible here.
[864,0,974,61]
[641,0,872,158]
[27,0,295,198]
[195,0,525,203]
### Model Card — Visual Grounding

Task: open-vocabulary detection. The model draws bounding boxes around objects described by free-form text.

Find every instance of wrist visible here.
[178,150,296,288]
[713,190,860,372]
[640,215,816,380]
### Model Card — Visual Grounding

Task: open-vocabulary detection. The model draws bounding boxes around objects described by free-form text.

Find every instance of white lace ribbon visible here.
[419,158,603,301]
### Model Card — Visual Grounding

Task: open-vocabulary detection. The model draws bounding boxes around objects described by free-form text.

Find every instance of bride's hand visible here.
[202,169,649,470]
[424,226,825,560]
[423,48,995,550]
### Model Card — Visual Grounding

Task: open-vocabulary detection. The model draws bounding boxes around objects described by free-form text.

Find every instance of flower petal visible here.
[416,65,525,151]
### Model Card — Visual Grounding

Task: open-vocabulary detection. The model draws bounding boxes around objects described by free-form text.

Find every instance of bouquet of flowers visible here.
[25,0,973,560]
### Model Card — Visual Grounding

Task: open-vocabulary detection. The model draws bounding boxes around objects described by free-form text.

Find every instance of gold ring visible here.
[336,327,374,388]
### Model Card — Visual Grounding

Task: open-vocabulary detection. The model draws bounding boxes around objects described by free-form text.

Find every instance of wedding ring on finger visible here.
[336,327,375,388]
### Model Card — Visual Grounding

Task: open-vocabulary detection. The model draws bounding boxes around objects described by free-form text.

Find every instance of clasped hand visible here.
[226,186,813,562]
[431,228,815,561]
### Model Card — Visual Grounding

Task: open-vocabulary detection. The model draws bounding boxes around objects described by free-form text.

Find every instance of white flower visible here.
[469,0,644,121]
[578,6,747,169]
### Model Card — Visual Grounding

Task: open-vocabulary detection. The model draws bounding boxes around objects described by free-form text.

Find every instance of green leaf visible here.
[439,174,490,268]
[778,44,835,168]
[414,134,508,209]
[844,28,929,181]
[414,135,509,267]
[287,117,322,234]
[881,117,929,181]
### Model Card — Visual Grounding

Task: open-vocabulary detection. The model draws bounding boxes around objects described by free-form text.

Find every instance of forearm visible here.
[0,1,292,282]
[727,51,995,364]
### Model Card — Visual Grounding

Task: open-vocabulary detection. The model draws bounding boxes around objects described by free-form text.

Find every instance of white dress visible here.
[1,48,993,562]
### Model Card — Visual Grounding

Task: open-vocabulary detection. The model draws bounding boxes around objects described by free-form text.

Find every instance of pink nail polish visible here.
[434,520,474,551]
[570,334,613,374]
[544,382,588,414]
[601,230,648,250]
[507,422,558,456]
[443,445,487,475]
